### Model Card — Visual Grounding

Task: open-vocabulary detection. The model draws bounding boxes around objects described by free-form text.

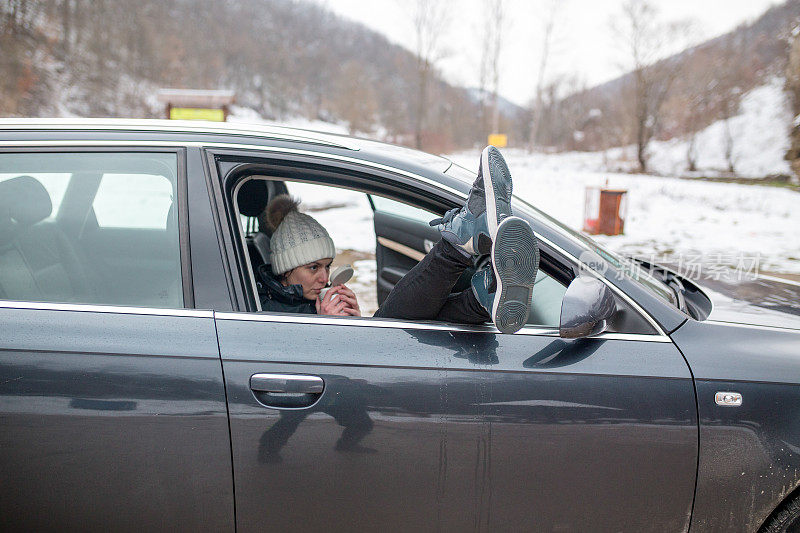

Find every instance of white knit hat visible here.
[267,195,336,275]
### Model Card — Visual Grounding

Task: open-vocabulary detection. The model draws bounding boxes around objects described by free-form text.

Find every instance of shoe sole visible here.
[491,216,539,334]
[481,146,513,240]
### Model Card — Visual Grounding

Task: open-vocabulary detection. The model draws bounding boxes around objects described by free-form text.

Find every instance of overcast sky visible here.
[319,0,785,106]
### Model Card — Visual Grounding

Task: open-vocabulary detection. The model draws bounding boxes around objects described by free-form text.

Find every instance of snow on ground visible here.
[450,150,800,275]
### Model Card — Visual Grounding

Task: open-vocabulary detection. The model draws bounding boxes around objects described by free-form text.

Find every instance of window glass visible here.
[0,152,182,309]
[371,195,435,223]
[527,270,567,327]
[94,173,173,228]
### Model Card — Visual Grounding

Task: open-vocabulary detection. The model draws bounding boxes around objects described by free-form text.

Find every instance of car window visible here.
[230,177,379,313]
[0,152,183,309]
[233,178,566,328]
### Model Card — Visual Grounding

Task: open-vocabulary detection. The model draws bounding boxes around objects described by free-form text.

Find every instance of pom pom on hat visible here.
[266,194,301,231]
[266,194,336,275]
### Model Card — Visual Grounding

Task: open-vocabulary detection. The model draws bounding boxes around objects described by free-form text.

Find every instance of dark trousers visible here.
[374,240,490,324]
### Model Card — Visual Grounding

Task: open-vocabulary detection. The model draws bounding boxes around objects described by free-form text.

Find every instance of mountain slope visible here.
[537,0,800,153]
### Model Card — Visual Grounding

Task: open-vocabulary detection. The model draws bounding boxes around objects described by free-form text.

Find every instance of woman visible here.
[259,195,361,316]
[259,146,539,334]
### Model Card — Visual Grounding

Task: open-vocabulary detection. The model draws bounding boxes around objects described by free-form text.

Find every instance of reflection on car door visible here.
[217,316,486,531]
[217,313,697,531]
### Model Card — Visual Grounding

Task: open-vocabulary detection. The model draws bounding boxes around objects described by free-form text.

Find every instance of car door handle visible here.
[250,373,324,394]
[249,374,324,409]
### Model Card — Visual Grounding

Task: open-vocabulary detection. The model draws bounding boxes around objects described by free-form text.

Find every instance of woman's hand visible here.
[334,285,360,316]
[315,285,361,317]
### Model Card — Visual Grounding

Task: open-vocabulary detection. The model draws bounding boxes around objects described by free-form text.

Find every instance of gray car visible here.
[1,119,799,532]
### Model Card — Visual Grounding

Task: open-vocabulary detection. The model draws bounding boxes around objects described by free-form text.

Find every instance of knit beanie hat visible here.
[267,195,336,275]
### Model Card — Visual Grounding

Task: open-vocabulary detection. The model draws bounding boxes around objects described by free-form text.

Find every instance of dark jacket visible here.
[257,264,316,314]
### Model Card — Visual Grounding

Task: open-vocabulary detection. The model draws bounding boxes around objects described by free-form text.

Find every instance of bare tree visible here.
[660,45,714,172]
[333,61,378,134]
[612,0,694,172]
[409,0,450,149]
[529,0,561,150]
[786,25,800,184]
[483,0,506,136]
[529,73,590,149]
[716,33,751,175]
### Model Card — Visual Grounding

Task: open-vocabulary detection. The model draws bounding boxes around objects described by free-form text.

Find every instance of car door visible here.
[371,194,698,531]
[217,307,697,532]
[211,151,698,532]
[0,149,233,531]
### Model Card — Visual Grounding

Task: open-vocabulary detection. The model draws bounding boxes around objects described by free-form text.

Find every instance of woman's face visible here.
[283,258,333,300]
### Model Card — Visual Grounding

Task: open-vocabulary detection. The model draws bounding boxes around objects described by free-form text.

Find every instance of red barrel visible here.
[583,186,627,236]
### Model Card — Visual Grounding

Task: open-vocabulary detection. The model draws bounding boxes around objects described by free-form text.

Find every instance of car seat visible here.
[0,176,95,303]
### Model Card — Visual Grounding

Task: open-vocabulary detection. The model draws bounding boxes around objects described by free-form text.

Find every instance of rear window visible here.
[0,152,183,309]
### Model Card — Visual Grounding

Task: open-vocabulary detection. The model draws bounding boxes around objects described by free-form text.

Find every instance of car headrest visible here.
[0,176,53,226]
[238,180,269,217]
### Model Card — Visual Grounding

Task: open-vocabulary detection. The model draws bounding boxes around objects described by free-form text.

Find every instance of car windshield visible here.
[445,161,678,307]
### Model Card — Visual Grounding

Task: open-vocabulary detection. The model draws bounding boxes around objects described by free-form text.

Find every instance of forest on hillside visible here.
[2,0,800,168]
[1,0,517,152]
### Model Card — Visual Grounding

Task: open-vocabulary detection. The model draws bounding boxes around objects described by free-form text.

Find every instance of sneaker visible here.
[430,146,513,257]
[480,145,514,237]
[490,217,540,334]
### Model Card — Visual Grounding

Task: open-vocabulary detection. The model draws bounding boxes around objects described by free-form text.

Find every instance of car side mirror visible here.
[559,276,616,339]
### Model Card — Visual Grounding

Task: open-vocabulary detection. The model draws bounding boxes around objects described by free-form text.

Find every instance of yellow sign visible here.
[170,107,225,121]
[488,133,508,147]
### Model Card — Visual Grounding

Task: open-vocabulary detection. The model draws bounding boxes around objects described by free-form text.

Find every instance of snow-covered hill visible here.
[577,78,794,179]
[647,78,793,178]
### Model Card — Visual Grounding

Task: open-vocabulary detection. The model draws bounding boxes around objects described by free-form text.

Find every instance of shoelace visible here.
[429,207,461,227]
